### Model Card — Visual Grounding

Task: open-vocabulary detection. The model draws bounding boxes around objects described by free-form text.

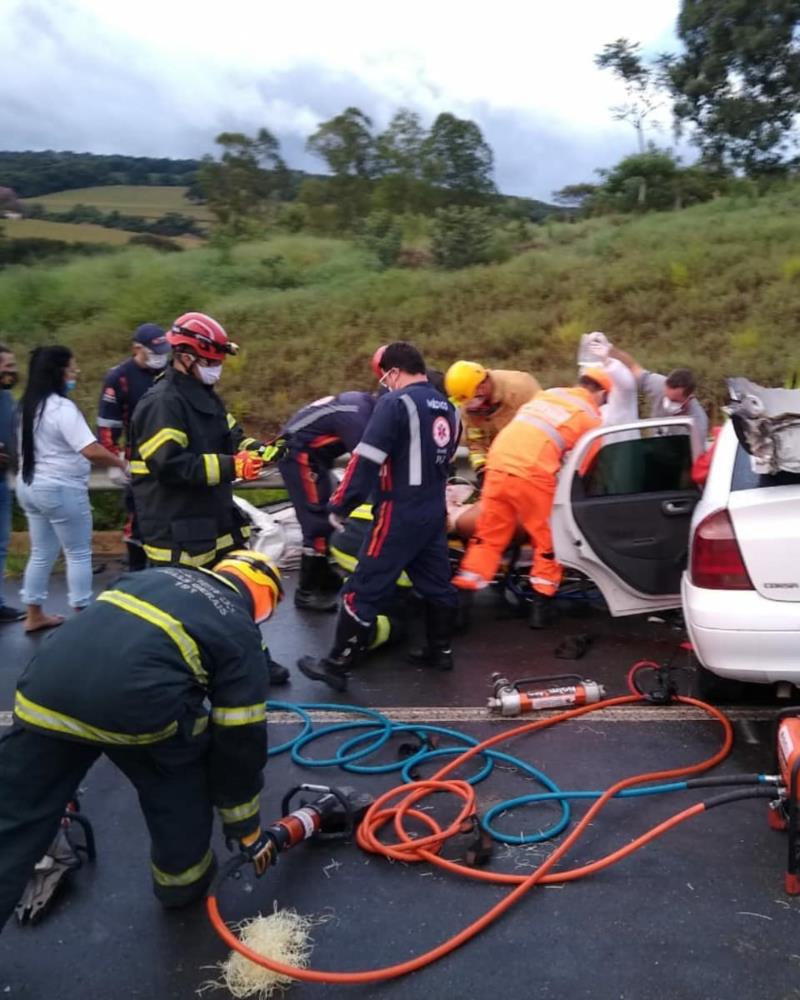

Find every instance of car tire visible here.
[694,663,746,703]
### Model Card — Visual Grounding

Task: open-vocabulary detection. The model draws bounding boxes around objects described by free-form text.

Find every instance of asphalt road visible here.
[1,564,798,1000]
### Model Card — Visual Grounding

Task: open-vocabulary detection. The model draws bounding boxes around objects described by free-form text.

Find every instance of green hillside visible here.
[2,184,800,436]
[22,185,213,222]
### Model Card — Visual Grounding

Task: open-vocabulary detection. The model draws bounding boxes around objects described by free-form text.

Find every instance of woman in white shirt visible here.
[17,346,128,633]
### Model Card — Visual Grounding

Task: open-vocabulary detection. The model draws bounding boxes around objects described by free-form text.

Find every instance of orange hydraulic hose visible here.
[207,693,734,985]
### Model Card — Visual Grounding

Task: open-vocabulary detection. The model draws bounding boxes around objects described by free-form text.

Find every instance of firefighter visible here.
[298,341,459,691]
[129,311,289,685]
[453,370,610,628]
[444,361,540,487]
[0,551,283,931]
[97,323,171,571]
[277,390,376,612]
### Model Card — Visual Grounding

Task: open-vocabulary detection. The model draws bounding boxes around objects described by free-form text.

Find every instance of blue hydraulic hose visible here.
[263,700,760,849]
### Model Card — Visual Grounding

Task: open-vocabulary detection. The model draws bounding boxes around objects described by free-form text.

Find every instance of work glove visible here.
[239,828,277,876]
[474,466,486,493]
[586,331,611,361]
[259,438,288,463]
[234,450,264,481]
[329,512,345,533]
[107,459,130,486]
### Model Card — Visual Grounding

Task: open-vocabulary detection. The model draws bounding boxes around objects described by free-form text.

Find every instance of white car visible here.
[551,417,800,695]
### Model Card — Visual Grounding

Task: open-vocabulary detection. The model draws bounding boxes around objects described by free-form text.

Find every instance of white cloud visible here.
[1,0,683,196]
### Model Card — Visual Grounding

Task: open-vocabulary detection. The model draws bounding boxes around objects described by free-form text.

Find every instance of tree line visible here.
[0,151,200,198]
[556,0,800,215]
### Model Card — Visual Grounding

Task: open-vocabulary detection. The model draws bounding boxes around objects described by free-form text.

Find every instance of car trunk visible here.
[728,486,800,601]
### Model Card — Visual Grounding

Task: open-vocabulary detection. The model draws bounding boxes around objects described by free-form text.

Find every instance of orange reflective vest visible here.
[486,386,601,481]
[462,370,541,472]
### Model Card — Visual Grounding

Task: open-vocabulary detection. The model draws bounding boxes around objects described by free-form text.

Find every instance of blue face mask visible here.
[64,379,77,393]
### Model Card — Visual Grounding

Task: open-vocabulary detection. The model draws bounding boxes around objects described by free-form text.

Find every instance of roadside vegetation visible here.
[3,182,800,437]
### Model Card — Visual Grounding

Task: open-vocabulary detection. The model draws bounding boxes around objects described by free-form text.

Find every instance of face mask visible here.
[144,350,168,371]
[198,364,223,386]
[0,372,17,390]
[378,369,397,392]
[662,397,684,415]
[64,379,77,393]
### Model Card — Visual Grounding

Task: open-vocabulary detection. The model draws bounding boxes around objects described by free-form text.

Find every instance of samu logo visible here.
[432,416,451,447]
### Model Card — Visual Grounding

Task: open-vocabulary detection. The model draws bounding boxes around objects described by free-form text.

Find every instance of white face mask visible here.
[144,350,168,371]
[198,364,223,386]
[662,397,685,415]
[378,368,398,392]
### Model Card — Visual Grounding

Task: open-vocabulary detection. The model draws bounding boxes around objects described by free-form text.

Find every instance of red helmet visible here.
[167,312,238,361]
[371,344,388,379]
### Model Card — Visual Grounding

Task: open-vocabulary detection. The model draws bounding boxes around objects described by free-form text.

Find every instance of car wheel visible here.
[694,663,746,703]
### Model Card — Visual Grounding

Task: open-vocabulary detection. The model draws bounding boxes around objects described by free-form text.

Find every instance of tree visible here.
[196,129,291,235]
[372,109,429,214]
[595,38,665,154]
[663,0,800,174]
[422,113,496,205]
[306,107,376,229]
[552,183,600,211]
[306,107,375,178]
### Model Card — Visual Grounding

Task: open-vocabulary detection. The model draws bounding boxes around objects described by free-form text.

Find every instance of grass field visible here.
[21,185,213,221]
[4,185,800,439]
[4,217,138,244]
[4,217,203,248]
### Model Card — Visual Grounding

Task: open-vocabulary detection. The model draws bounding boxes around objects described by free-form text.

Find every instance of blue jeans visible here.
[0,477,10,609]
[16,480,93,609]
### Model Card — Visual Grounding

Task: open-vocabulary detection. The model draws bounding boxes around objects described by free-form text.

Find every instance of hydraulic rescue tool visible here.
[226,785,374,875]
[16,800,96,925]
[488,672,605,716]
[768,711,800,893]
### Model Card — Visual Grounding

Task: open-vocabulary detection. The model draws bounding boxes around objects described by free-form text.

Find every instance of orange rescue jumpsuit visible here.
[455,386,601,597]
[462,370,541,476]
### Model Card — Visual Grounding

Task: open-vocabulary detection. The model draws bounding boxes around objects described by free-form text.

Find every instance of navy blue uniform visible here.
[278,391,375,553]
[97,359,159,563]
[329,380,458,623]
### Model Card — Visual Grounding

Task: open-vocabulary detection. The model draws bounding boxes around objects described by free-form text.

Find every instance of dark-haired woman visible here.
[17,346,128,633]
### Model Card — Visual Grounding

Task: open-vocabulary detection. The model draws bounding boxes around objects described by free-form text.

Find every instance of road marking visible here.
[0,706,780,729]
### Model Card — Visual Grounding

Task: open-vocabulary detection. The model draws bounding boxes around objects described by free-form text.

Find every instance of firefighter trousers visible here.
[0,724,216,931]
[459,470,563,596]
[279,450,335,553]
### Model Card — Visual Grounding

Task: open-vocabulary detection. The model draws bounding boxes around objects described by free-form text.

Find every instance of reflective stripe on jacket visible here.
[486,386,601,480]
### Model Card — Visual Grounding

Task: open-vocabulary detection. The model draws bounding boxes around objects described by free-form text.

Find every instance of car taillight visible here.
[691,509,754,590]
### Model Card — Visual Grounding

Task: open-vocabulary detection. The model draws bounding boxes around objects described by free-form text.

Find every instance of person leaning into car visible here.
[608,344,709,453]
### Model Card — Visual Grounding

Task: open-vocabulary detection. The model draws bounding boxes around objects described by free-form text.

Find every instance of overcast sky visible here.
[2,0,683,200]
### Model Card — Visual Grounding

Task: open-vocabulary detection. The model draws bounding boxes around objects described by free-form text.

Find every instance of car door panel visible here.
[552,418,700,616]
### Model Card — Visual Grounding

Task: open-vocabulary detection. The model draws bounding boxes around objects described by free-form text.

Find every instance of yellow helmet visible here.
[213,550,283,624]
[445,360,488,405]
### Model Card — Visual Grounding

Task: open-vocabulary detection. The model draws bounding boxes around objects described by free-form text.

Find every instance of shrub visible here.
[430,206,492,269]
[357,212,403,270]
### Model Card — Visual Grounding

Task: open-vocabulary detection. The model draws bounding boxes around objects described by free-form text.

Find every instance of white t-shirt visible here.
[19,395,96,486]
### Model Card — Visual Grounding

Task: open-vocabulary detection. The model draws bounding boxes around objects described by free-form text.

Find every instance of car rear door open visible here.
[551,418,700,616]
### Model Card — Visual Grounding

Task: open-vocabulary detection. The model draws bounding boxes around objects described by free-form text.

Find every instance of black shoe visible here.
[297,655,349,692]
[295,552,340,613]
[528,596,555,629]
[407,645,454,671]
[0,605,25,623]
[294,588,339,613]
[267,658,290,686]
[408,601,456,671]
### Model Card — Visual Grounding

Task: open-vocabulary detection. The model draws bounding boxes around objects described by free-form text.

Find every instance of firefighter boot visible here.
[297,610,371,692]
[263,645,290,685]
[294,552,339,613]
[408,602,457,671]
[528,593,555,630]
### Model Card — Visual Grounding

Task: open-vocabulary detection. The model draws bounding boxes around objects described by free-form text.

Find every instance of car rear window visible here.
[731,443,800,491]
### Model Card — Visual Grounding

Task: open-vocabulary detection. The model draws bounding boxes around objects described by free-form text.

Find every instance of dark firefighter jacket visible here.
[129,366,261,566]
[13,567,268,839]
